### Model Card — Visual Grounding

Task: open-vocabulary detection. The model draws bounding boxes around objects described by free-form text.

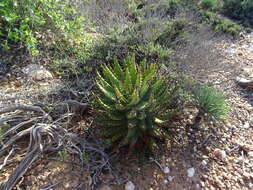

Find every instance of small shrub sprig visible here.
[94,55,173,151]
[223,0,253,26]
[193,85,229,121]
[200,0,218,10]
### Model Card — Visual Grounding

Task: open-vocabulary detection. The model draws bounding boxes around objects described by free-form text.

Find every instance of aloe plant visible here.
[94,55,173,150]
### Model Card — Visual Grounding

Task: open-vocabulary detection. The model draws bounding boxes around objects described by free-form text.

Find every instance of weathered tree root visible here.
[0,102,113,190]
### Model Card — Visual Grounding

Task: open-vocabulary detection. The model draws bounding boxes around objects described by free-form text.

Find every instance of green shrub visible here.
[137,42,173,61]
[0,0,91,56]
[193,86,229,121]
[201,10,242,36]
[89,18,178,66]
[223,0,253,26]
[156,19,188,48]
[214,18,242,36]
[200,0,218,10]
[142,0,182,19]
[94,55,173,151]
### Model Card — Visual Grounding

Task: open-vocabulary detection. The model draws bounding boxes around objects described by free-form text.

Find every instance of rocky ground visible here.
[0,31,253,190]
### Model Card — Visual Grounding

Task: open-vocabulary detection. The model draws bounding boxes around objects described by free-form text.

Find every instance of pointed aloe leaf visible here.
[114,86,128,103]
[102,64,120,87]
[125,55,131,69]
[129,55,137,85]
[140,59,146,72]
[154,118,165,124]
[96,97,115,111]
[125,67,133,93]
[96,82,116,102]
[113,57,124,80]
[136,88,152,110]
[140,81,149,98]
[143,64,157,83]
[136,101,150,111]
[96,71,114,92]
[148,128,162,137]
[115,102,127,111]
[128,89,140,106]
[135,71,143,89]
[152,77,165,94]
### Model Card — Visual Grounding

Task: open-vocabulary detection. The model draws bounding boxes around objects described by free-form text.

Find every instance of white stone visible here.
[22,64,53,81]
[201,160,207,166]
[187,167,195,177]
[244,122,250,129]
[163,167,170,174]
[219,150,227,159]
[248,151,253,158]
[125,181,135,190]
[167,176,174,182]
[214,149,227,159]
[163,179,168,185]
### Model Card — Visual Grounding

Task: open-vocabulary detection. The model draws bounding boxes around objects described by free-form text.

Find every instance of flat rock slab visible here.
[22,64,53,81]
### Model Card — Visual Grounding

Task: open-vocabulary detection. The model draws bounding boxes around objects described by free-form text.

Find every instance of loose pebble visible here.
[214,149,227,159]
[163,167,170,174]
[167,176,174,182]
[248,151,253,158]
[187,168,195,178]
[125,181,135,190]
[202,160,207,166]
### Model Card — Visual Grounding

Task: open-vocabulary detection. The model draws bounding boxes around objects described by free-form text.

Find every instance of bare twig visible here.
[0,127,33,157]
[2,118,37,138]
[39,182,61,190]
[0,147,14,171]
[0,105,46,115]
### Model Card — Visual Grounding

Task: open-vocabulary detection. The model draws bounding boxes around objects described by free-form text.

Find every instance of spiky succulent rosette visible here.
[94,55,172,150]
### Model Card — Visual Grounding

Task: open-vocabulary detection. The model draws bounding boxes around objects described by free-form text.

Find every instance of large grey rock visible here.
[22,64,53,81]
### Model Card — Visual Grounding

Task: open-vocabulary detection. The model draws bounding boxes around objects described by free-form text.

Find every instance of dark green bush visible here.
[0,0,93,56]
[155,19,188,48]
[200,0,218,10]
[223,0,253,26]
[201,10,242,36]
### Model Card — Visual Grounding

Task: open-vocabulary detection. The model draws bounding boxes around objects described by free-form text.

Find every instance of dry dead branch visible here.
[0,102,113,190]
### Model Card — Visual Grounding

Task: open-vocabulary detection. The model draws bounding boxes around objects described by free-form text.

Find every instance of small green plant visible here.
[200,0,218,10]
[58,149,69,161]
[194,86,229,121]
[137,42,173,60]
[214,18,241,36]
[155,19,188,48]
[94,55,173,151]
[201,10,242,36]
[81,152,90,163]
